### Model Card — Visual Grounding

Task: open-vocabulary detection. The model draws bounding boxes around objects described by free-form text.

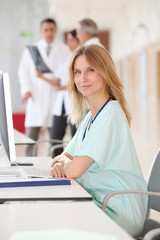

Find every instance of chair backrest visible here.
[147,149,160,212]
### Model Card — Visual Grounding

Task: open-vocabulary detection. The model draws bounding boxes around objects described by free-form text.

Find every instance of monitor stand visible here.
[0,147,22,177]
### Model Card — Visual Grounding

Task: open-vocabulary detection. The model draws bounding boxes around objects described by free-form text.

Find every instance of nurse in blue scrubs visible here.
[50,44,148,237]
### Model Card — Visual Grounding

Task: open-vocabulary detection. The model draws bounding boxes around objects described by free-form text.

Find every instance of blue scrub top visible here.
[66,100,148,237]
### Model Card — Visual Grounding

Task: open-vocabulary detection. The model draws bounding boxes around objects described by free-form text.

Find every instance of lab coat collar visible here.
[39,39,56,48]
[84,37,104,48]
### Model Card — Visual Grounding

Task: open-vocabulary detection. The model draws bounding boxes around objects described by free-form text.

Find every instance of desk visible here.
[0,202,134,240]
[0,129,35,146]
[0,179,92,202]
[0,157,92,202]
[13,129,35,145]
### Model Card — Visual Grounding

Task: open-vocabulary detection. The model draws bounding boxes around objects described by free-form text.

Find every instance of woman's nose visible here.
[80,72,87,82]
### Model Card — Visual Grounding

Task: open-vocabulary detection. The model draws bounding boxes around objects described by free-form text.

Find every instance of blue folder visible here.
[0,178,71,188]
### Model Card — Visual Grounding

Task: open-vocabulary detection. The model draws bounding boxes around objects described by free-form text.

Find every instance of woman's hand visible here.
[36,69,43,78]
[54,85,67,91]
[21,92,33,104]
[50,154,72,178]
[55,78,61,86]
[50,162,66,178]
[51,154,72,167]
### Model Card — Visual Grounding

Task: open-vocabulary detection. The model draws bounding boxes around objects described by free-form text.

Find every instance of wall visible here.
[47,0,160,60]
[110,0,160,100]
[111,0,160,60]
[1,0,160,110]
[0,0,49,111]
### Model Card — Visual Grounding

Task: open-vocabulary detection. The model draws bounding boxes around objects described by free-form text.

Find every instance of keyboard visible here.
[22,167,52,178]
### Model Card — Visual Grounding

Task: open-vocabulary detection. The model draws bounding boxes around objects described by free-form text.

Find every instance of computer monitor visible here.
[0,71,16,166]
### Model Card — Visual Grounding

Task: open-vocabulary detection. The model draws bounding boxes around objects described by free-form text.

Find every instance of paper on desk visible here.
[9,229,118,240]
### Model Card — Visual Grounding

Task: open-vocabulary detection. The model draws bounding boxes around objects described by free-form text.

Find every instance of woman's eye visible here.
[88,68,94,72]
[74,70,80,75]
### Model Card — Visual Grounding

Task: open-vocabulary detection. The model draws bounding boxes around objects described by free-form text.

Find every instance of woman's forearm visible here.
[41,76,60,86]
[36,69,60,86]
[63,152,74,160]
[63,156,94,179]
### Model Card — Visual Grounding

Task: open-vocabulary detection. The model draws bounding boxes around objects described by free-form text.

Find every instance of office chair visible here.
[32,139,69,157]
[49,142,69,157]
[102,149,160,240]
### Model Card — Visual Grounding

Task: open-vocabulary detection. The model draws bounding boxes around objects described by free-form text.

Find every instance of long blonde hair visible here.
[68,44,131,126]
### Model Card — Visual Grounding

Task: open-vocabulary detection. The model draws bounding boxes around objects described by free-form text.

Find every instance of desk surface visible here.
[0,202,134,240]
[0,157,92,202]
[0,179,92,202]
[0,129,35,145]
[14,129,35,145]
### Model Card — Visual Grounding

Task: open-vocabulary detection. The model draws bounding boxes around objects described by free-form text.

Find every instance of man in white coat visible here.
[76,18,104,47]
[18,18,70,156]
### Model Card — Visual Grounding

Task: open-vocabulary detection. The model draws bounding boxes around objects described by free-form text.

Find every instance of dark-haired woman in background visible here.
[36,30,80,156]
[66,29,80,52]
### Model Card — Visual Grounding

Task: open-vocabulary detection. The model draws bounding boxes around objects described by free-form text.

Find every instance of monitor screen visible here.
[0,71,16,164]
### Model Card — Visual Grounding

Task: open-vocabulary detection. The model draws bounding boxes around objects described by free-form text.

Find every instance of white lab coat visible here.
[18,39,70,127]
[52,53,72,116]
[84,37,104,48]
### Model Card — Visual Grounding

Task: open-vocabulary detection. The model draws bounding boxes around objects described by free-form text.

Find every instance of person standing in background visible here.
[66,29,80,51]
[36,29,80,157]
[18,18,70,156]
[76,18,104,47]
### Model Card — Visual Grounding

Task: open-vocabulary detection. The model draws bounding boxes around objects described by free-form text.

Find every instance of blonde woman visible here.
[50,44,148,237]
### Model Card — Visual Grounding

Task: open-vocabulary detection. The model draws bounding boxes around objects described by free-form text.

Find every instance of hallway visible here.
[129,95,160,179]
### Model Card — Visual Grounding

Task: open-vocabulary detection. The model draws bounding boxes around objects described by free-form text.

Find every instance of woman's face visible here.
[73,55,107,99]
[67,33,79,51]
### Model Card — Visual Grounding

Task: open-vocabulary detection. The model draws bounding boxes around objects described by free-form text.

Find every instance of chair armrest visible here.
[102,190,160,211]
[32,139,68,156]
[143,228,160,240]
[49,142,68,157]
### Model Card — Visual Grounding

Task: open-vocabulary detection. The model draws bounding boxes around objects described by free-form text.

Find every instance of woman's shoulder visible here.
[104,100,124,115]
[103,100,128,124]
